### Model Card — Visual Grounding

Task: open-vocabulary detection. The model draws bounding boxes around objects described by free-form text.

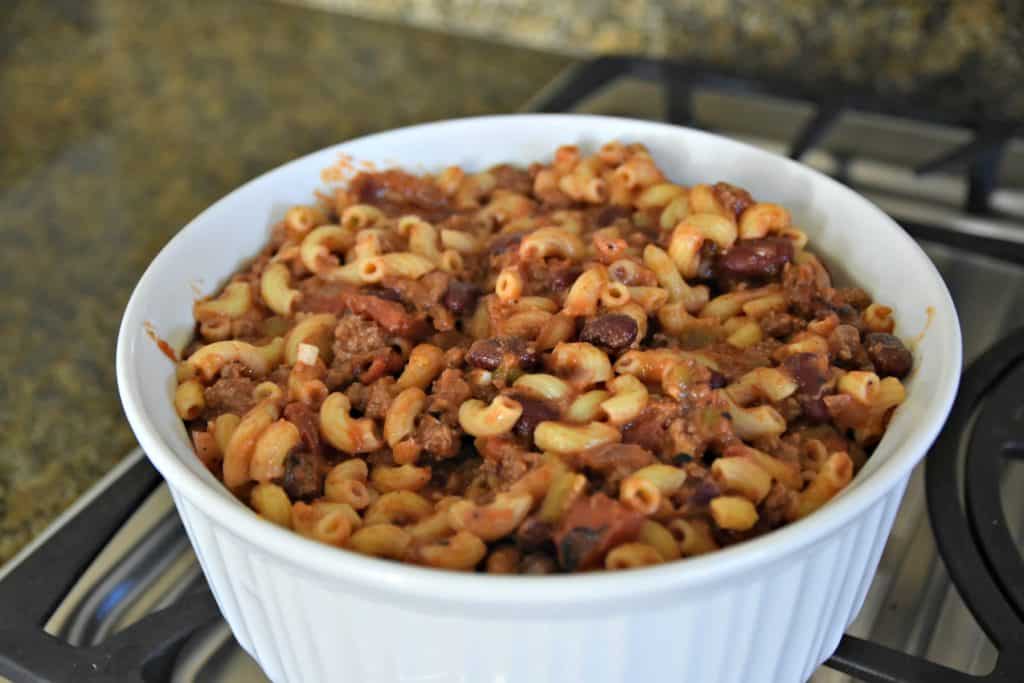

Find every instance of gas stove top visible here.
[2,58,1023,683]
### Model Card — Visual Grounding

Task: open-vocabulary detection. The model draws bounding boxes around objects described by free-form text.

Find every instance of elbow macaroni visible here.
[320,393,382,454]
[176,141,913,573]
[458,396,523,437]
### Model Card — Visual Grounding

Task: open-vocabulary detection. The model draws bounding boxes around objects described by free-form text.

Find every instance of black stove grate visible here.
[926,328,1024,673]
[530,56,1024,265]
[829,328,1024,682]
[0,459,219,683]
[2,55,1024,683]
[530,56,1021,218]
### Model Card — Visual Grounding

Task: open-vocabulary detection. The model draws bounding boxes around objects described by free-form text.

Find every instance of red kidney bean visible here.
[442,280,479,314]
[548,261,582,292]
[556,527,604,573]
[691,478,722,506]
[465,340,504,370]
[515,516,554,552]
[695,240,719,281]
[800,397,832,424]
[716,237,794,281]
[782,352,827,396]
[865,333,913,378]
[512,394,560,440]
[466,337,539,371]
[782,352,833,423]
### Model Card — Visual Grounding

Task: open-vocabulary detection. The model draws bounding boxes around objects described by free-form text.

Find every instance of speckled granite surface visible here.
[289,0,1024,119]
[0,0,568,564]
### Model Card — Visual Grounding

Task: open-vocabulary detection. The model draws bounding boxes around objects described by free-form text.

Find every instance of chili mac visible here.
[174,142,913,573]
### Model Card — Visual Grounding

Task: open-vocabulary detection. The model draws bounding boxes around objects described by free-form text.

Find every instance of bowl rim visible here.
[116,113,961,609]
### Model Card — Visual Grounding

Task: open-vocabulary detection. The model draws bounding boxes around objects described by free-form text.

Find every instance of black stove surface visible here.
[2,56,1024,683]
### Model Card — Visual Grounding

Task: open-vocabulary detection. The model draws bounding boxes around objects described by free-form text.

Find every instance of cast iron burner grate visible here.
[829,328,1024,682]
[528,56,1024,265]
[529,56,1021,217]
[0,459,219,683]
[2,55,1023,683]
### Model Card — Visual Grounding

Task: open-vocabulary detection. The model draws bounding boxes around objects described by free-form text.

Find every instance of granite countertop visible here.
[0,0,569,564]
[295,0,1024,121]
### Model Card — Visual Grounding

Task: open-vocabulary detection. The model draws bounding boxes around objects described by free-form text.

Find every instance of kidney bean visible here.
[579,314,638,351]
[781,353,834,423]
[466,340,503,370]
[782,352,828,396]
[865,333,913,378]
[716,237,793,281]
[515,516,554,552]
[512,394,560,440]
[800,397,832,423]
[548,261,582,292]
[442,280,479,314]
[695,240,719,281]
[556,527,604,573]
[466,337,539,371]
[691,478,722,506]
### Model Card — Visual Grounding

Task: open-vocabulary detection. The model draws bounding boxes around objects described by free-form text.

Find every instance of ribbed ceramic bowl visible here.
[117,115,961,683]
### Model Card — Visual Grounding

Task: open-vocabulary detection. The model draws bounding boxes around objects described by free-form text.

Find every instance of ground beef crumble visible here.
[203,377,258,418]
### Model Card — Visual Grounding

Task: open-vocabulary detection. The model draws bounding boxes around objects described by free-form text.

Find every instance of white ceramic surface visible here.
[116,115,961,683]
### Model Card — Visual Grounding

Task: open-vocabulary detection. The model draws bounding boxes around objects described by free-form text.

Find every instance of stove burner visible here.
[530,56,1020,217]
[1,56,1022,683]
[830,328,1024,682]
[928,328,1024,671]
[0,459,220,683]
[528,56,1024,265]
[964,359,1024,620]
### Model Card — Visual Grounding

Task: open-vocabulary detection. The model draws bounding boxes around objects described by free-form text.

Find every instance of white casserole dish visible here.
[116,114,961,683]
